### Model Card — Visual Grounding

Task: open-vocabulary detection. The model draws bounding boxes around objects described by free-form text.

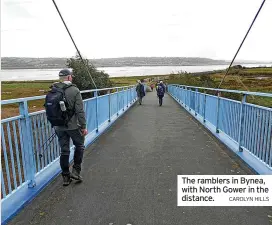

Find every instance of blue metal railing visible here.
[1,85,138,224]
[168,84,272,175]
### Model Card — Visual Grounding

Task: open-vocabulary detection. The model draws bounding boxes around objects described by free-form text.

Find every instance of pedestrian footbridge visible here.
[1,85,272,225]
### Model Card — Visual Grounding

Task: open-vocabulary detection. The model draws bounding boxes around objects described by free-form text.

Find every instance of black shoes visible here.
[62,167,82,186]
[70,167,83,182]
[62,174,72,186]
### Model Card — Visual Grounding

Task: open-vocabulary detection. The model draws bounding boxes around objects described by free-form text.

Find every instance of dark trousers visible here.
[137,94,144,105]
[139,97,143,104]
[158,95,164,106]
[55,129,85,175]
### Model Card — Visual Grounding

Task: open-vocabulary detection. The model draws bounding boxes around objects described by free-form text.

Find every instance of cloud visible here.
[3,0,35,19]
[1,0,272,61]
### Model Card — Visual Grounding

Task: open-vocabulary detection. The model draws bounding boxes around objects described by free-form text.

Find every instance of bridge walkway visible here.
[8,91,272,225]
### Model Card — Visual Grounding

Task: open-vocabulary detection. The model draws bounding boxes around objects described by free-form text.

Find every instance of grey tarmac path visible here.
[8,91,272,225]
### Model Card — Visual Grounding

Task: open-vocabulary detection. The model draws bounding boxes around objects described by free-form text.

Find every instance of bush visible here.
[66,55,112,98]
[199,74,216,87]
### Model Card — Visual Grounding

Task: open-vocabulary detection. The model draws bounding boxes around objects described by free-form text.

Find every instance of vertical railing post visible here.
[181,86,184,105]
[177,85,180,102]
[188,88,191,111]
[127,87,129,108]
[117,88,119,116]
[107,89,111,122]
[132,86,134,102]
[129,86,133,105]
[94,90,99,132]
[185,87,189,107]
[178,86,180,101]
[183,86,185,106]
[203,91,207,123]
[195,88,198,116]
[178,85,181,103]
[176,85,178,101]
[133,86,136,101]
[238,94,247,152]
[181,86,183,103]
[122,87,125,111]
[19,100,36,187]
[216,91,221,133]
[184,87,186,107]
[176,86,178,100]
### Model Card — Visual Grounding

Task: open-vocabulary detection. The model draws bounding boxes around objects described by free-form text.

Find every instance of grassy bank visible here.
[1,75,163,100]
[1,67,272,119]
[167,67,272,107]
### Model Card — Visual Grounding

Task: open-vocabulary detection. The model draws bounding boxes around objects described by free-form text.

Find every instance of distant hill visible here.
[1,57,270,70]
[1,57,230,69]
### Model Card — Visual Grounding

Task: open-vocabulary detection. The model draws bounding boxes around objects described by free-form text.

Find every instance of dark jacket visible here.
[157,83,166,96]
[53,81,86,131]
[136,83,145,98]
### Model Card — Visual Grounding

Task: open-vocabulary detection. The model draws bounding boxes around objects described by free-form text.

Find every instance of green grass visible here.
[242,67,272,74]
[1,75,165,100]
[2,82,52,99]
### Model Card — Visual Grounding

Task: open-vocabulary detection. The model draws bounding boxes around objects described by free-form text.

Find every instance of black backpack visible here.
[157,85,164,95]
[44,84,74,127]
[141,84,145,96]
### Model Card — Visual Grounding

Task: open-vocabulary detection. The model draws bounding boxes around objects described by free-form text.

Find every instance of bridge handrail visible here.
[1,85,136,105]
[168,84,272,175]
[171,84,272,98]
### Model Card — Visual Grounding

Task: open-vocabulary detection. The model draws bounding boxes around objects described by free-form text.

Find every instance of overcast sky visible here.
[1,0,272,61]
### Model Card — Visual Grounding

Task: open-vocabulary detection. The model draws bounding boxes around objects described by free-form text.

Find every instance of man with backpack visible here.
[44,69,87,186]
[157,81,166,106]
[136,80,145,105]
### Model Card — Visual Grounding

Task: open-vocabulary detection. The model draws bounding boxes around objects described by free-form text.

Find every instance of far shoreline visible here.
[2,62,271,71]
[1,64,232,70]
[2,64,271,82]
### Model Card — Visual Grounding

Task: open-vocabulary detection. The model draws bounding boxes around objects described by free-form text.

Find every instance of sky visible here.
[1,0,272,61]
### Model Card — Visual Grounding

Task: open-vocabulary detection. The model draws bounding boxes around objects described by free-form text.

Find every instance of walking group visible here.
[136,80,166,106]
[44,69,167,186]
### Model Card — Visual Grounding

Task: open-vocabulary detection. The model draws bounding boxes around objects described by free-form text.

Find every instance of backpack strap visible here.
[51,83,73,98]
[61,84,72,99]
[61,84,76,120]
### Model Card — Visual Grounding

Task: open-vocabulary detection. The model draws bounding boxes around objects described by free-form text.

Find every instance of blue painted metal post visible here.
[188,88,191,111]
[216,91,221,133]
[129,87,132,105]
[19,101,36,187]
[203,91,207,122]
[127,87,129,107]
[177,86,179,102]
[176,86,178,101]
[108,90,111,122]
[238,94,247,152]
[130,86,132,103]
[185,87,188,108]
[195,88,198,116]
[179,86,181,102]
[94,91,99,132]
[181,86,184,105]
[122,87,125,111]
[117,88,119,116]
